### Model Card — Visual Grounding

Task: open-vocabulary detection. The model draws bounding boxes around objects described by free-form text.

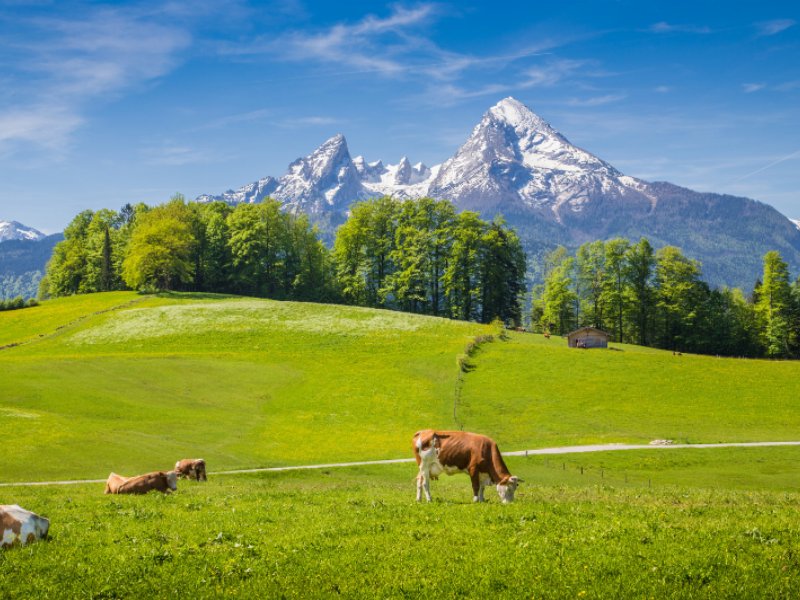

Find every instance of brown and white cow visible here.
[1,505,50,548]
[174,458,207,481]
[412,430,522,503]
[104,471,178,495]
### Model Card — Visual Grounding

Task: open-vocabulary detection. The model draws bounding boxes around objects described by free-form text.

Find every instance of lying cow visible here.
[1,505,50,548]
[104,471,178,495]
[174,458,207,481]
[412,430,522,503]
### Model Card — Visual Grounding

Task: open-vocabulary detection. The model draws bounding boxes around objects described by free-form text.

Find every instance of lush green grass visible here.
[0,293,486,480]
[1,292,800,482]
[3,292,800,597]
[2,454,800,599]
[460,332,800,448]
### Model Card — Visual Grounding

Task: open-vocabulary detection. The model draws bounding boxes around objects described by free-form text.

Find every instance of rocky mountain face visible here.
[198,97,800,289]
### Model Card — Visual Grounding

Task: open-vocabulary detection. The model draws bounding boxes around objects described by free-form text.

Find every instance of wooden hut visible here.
[567,326,610,349]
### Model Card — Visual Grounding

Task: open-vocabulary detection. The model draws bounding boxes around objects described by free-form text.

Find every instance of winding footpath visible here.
[2,440,800,488]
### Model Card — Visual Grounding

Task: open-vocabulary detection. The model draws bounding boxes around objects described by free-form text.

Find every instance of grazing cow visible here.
[105,471,178,495]
[174,458,207,481]
[412,430,522,503]
[1,505,50,548]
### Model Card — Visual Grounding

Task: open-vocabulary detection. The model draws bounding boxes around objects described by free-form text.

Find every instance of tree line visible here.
[41,196,526,325]
[532,238,800,358]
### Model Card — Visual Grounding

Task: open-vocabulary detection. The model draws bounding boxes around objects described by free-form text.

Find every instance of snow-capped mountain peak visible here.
[791,218,800,232]
[427,96,641,219]
[488,96,556,135]
[0,220,45,242]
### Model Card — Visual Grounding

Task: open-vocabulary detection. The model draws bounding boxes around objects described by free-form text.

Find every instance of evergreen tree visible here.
[756,251,793,357]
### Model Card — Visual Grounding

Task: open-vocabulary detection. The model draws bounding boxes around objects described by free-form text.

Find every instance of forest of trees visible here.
[41,196,526,326]
[532,238,800,358]
[40,195,800,358]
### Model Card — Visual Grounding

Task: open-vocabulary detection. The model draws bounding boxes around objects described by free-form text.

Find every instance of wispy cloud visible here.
[648,22,712,34]
[754,19,796,36]
[226,4,440,77]
[193,109,273,131]
[142,140,226,166]
[0,6,190,154]
[654,85,672,93]
[277,116,342,128]
[727,149,800,183]
[742,83,766,93]
[566,94,626,107]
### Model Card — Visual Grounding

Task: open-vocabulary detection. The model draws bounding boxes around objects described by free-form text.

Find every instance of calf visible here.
[1,505,50,548]
[174,458,207,481]
[412,430,522,503]
[105,471,178,495]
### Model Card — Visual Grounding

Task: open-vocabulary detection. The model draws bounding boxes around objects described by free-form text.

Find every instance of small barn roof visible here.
[567,326,610,337]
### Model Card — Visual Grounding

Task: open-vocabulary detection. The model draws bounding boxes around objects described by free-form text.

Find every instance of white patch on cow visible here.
[2,528,17,546]
[166,471,178,491]
[496,476,521,504]
[0,505,49,547]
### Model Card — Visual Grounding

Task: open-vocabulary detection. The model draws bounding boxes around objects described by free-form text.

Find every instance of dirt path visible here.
[2,440,800,488]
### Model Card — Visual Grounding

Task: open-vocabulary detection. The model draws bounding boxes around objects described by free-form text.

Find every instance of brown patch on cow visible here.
[1,511,21,535]
[115,471,175,495]
[26,532,37,545]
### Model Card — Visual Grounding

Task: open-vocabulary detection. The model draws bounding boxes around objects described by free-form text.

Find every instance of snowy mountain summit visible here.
[428,97,653,221]
[199,97,651,223]
[0,220,45,242]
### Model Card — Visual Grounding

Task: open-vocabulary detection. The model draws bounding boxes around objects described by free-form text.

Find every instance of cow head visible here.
[165,471,178,491]
[496,475,522,503]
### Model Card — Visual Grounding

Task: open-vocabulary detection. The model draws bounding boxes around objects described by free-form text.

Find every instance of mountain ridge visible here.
[196,97,800,289]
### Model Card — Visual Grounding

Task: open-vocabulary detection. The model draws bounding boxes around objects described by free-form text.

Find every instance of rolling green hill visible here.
[1,291,798,482]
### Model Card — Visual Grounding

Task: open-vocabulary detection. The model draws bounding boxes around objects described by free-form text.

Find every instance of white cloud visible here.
[142,141,223,166]
[755,19,796,36]
[648,22,712,34]
[278,116,342,128]
[566,94,626,107]
[0,106,83,152]
[0,7,190,154]
[742,83,766,93]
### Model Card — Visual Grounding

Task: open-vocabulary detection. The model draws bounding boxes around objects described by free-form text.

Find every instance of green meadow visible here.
[1,292,800,597]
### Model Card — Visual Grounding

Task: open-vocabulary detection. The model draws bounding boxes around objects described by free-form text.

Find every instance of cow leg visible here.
[470,470,482,502]
[416,467,432,502]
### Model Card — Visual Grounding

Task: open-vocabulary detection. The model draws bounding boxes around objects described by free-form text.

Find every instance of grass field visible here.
[2,292,800,597]
[2,452,799,598]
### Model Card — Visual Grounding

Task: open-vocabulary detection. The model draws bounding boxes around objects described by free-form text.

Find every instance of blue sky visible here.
[1,0,798,233]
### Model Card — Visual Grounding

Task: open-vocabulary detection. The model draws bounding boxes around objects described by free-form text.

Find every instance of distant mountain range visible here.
[0,226,62,299]
[199,97,800,289]
[0,220,46,243]
[3,99,799,295]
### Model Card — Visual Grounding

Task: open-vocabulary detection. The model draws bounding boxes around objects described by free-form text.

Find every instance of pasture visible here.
[2,452,800,598]
[1,292,800,597]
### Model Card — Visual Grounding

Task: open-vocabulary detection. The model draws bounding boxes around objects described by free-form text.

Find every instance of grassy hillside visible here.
[1,291,799,482]
[0,292,487,480]
[459,333,800,448]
